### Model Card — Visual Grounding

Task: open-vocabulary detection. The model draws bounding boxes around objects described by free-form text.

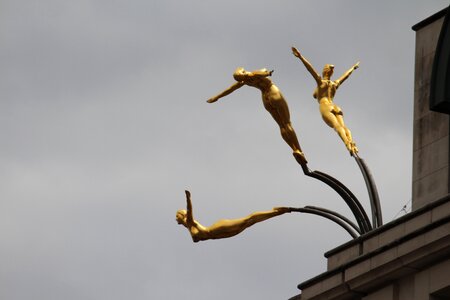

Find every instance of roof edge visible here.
[412,7,448,31]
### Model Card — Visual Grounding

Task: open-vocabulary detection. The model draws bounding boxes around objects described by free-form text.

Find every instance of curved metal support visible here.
[301,166,372,233]
[305,205,361,234]
[313,170,372,232]
[354,155,382,228]
[290,207,359,239]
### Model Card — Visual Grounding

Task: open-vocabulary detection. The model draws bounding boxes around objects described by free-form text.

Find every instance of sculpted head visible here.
[233,67,247,81]
[322,64,335,78]
[176,209,187,225]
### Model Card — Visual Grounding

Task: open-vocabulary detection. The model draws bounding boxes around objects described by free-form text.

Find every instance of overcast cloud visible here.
[0,1,448,299]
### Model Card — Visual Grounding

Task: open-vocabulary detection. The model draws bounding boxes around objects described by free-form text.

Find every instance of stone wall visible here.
[412,14,448,210]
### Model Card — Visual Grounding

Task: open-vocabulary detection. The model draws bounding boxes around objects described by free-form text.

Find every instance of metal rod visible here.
[302,167,372,233]
[313,170,372,232]
[354,155,383,227]
[290,207,359,239]
[304,205,361,234]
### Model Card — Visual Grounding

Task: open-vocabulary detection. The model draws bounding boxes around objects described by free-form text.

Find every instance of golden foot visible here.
[350,142,358,156]
[293,151,308,165]
[274,207,292,213]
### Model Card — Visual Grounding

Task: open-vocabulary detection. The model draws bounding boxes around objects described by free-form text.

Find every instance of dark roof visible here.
[412,6,448,31]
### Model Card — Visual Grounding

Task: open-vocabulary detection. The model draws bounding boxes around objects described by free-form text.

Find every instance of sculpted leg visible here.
[281,125,308,164]
[280,124,302,153]
[262,93,308,165]
[205,208,292,239]
[239,207,292,228]
[336,114,357,155]
[324,108,356,154]
[266,102,307,164]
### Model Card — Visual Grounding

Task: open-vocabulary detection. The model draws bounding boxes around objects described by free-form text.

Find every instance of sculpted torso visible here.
[243,76,283,107]
[314,79,338,103]
[187,221,209,242]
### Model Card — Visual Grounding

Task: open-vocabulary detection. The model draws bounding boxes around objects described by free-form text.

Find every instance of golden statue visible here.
[176,190,292,242]
[207,67,307,165]
[292,47,359,155]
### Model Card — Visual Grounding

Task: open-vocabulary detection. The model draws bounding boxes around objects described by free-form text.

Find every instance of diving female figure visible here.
[292,47,359,155]
[176,190,292,242]
[207,67,307,165]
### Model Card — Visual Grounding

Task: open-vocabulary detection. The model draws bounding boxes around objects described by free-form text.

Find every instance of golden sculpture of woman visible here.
[176,190,292,242]
[207,67,307,165]
[292,47,359,155]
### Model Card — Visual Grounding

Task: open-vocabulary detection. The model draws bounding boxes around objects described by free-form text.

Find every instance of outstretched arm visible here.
[292,47,321,85]
[185,190,194,225]
[207,81,245,103]
[335,61,359,87]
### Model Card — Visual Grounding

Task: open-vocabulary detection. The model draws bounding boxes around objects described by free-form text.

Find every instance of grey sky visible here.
[0,1,448,299]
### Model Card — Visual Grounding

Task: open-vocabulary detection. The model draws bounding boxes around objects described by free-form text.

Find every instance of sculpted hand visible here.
[354,61,360,70]
[292,47,301,58]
